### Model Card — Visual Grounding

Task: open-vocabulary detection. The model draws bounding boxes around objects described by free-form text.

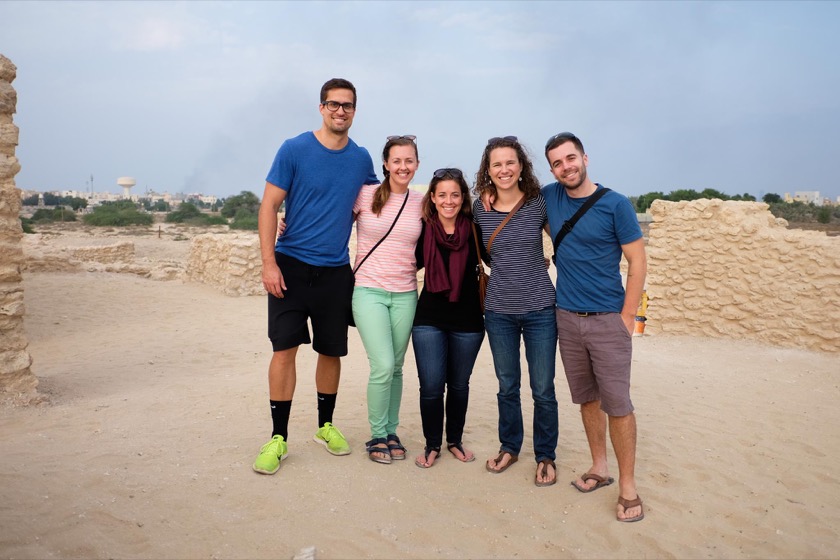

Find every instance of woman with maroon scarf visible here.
[412,168,486,468]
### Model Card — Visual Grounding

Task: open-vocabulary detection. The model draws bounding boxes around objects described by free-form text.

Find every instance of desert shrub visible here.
[817,206,832,224]
[230,208,258,230]
[165,202,203,223]
[30,206,77,223]
[203,215,229,226]
[768,201,818,223]
[20,217,35,233]
[166,203,229,226]
[83,201,153,226]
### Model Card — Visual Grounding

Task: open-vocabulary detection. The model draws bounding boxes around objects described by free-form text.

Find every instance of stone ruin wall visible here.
[24,239,136,273]
[186,233,263,296]
[0,55,39,402]
[646,199,840,353]
[185,229,369,297]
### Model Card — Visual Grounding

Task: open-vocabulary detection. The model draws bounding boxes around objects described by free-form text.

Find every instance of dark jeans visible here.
[412,325,485,449]
[484,306,558,462]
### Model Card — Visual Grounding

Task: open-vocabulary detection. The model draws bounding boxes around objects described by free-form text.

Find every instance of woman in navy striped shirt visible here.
[472,136,559,487]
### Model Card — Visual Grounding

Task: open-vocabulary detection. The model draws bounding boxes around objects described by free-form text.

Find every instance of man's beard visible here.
[560,166,587,190]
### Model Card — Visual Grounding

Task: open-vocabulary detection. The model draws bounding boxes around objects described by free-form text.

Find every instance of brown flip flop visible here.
[617,495,645,522]
[485,450,518,473]
[535,459,557,487]
[571,472,615,493]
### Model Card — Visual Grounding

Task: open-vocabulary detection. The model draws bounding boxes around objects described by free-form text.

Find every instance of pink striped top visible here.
[352,184,423,292]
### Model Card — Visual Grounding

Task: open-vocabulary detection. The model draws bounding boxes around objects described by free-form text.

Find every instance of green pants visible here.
[352,286,418,439]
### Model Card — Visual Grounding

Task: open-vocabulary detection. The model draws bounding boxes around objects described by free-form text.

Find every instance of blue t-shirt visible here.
[266,131,378,266]
[542,182,642,313]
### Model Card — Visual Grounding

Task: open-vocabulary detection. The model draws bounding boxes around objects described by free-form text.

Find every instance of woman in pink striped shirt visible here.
[352,135,424,464]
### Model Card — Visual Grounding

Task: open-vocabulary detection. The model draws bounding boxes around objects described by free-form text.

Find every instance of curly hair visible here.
[372,136,419,216]
[473,137,541,203]
[420,169,473,222]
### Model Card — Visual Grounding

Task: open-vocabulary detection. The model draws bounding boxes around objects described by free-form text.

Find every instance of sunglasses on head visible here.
[387,135,417,142]
[432,168,464,179]
[544,132,578,150]
[488,135,518,145]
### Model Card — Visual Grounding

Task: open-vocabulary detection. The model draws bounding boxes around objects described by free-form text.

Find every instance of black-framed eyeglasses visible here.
[386,135,417,142]
[488,135,517,145]
[433,168,464,179]
[544,132,577,150]
[323,100,356,113]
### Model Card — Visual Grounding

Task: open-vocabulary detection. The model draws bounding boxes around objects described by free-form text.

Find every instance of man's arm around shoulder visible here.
[259,182,288,298]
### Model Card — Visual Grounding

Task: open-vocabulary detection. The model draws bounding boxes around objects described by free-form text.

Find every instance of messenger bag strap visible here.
[552,187,611,258]
[486,195,526,253]
[353,190,410,274]
[471,222,487,272]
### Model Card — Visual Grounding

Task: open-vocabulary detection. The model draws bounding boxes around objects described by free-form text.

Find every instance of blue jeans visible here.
[484,306,558,462]
[412,326,485,449]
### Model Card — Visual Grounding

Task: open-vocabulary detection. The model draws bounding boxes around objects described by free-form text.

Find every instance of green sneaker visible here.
[252,435,288,475]
[313,422,351,456]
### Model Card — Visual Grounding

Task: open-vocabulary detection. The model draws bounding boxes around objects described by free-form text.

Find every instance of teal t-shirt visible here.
[266,132,378,266]
[542,183,642,312]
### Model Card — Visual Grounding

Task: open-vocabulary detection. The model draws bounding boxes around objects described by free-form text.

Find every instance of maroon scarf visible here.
[423,213,471,302]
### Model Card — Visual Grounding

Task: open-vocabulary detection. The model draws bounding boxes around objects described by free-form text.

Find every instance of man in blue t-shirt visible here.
[542,132,647,522]
[252,78,378,475]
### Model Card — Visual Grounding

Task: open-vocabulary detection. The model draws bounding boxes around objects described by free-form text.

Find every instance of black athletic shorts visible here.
[267,252,354,356]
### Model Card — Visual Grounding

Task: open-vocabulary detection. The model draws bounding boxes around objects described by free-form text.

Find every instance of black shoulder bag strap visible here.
[552,186,611,263]
[353,191,410,274]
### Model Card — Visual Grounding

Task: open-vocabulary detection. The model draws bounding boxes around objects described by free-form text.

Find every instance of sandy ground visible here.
[2,227,839,559]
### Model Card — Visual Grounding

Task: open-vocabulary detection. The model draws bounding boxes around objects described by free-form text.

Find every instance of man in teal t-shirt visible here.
[543,132,647,523]
[252,78,378,476]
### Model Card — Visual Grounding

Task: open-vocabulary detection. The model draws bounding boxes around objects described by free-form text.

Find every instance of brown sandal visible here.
[485,450,518,473]
[571,472,615,493]
[535,459,557,487]
[617,495,645,522]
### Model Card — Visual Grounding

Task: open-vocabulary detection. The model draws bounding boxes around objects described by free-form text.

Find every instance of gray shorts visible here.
[555,308,634,417]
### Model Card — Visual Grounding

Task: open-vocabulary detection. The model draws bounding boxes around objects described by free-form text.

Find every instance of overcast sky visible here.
[2,1,839,201]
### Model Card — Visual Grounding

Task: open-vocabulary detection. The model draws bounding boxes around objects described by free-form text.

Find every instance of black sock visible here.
[270,400,291,440]
[317,392,337,427]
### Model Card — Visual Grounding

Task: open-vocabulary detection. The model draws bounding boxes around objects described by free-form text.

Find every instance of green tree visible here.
[42,193,60,205]
[763,193,782,204]
[65,197,88,211]
[141,198,171,212]
[22,194,39,206]
[635,191,665,213]
[221,191,260,219]
[699,188,728,200]
[667,189,702,202]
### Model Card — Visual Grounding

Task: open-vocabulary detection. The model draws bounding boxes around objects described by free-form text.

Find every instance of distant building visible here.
[19,188,224,208]
[784,191,823,205]
[185,193,218,205]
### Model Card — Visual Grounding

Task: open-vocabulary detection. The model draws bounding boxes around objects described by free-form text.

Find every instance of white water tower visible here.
[117,177,136,200]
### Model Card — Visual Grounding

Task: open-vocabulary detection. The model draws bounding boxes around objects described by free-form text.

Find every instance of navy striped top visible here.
[472,195,555,314]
